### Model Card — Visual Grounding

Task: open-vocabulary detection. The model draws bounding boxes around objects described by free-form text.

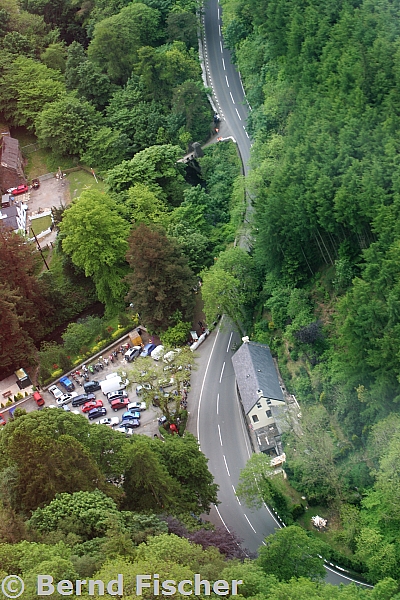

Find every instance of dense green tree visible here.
[125,223,195,331]
[257,526,325,582]
[0,56,64,128]
[167,11,197,48]
[35,93,102,156]
[59,189,130,314]
[88,3,161,84]
[40,42,66,72]
[81,127,131,173]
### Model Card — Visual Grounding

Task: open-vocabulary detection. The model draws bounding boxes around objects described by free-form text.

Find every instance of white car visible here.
[151,345,165,360]
[136,383,152,396]
[163,349,181,364]
[97,417,120,426]
[127,401,146,412]
[56,392,78,406]
[114,426,134,436]
[48,385,64,400]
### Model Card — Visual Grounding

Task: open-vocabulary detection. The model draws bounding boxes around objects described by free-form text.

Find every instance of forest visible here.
[217,0,400,586]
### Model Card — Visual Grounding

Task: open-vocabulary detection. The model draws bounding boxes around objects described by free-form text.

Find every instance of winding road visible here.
[190,0,373,588]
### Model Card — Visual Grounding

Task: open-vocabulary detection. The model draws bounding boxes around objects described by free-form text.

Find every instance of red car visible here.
[0,415,6,426]
[111,398,129,412]
[9,184,29,196]
[33,391,45,407]
[82,399,103,413]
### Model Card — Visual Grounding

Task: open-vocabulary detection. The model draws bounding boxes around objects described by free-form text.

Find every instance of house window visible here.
[252,414,259,423]
[266,410,272,418]
[256,402,262,409]
[266,399,272,405]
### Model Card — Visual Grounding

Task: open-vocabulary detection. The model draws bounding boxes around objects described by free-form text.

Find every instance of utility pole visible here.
[30,227,49,270]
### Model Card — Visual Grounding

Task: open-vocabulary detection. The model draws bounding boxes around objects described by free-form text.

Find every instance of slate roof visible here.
[1,137,19,169]
[231,341,284,414]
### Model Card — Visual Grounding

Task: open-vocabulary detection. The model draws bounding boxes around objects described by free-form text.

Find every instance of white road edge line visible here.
[218,423,223,446]
[215,505,230,532]
[227,331,233,352]
[235,384,252,459]
[222,57,226,70]
[219,361,225,383]
[220,40,223,53]
[197,318,222,445]
[244,514,257,533]
[216,392,220,414]
[223,454,230,476]
[232,484,241,505]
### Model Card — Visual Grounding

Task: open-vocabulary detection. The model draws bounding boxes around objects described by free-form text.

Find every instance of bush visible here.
[291,504,306,520]
[162,321,191,347]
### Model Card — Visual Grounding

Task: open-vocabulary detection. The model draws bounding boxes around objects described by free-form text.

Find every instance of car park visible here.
[88,407,107,420]
[82,399,103,413]
[125,346,141,362]
[33,391,45,407]
[111,398,130,411]
[0,415,6,426]
[114,426,134,435]
[140,343,157,357]
[48,385,64,399]
[59,376,75,392]
[97,417,119,426]
[127,401,146,412]
[84,381,101,393]
[71,394,90,407]
[122,410,140,421]
[163,349,181,364]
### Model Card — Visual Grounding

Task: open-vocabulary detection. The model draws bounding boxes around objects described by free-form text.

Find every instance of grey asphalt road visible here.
[197,0,373,587]
[202,0,251,175]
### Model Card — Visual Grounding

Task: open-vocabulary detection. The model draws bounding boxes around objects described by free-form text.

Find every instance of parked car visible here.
[97,417,119,427]
[123,419,140,429]
[0,415,6,426]
[125,346,141,362]
[163,349,181,364]
[107,390,126,401]
[9,184,29,196]
[88,407,107,420]
[111,398,130,412]
[63,405,71,412]
[82,399,103,413]
[140,343,157,357]
[56,392,78,406]
[71,394,90,407]
[151,345,165,360]
[48,385,64,399]
[136,383,152,396]
[127,401,146,412]
[121,410,140,421]
[33,391,45,407]
[59,376,75,392]
[84,381,101,393]
[114,426,135,435]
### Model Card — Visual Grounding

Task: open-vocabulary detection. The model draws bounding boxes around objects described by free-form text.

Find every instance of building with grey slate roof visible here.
[0,135,26,193]
[231,340,287,455]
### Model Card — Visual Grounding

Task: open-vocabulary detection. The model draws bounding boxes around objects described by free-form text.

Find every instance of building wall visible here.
[248,396,285,430]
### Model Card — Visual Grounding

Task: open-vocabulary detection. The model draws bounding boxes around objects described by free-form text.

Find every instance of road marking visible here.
[216,392,219,414]
[227,331,233,352]
[219,361,225,383]
[230,91,235,104]
[244,514,257,533]
[262,541,267,546]
[222,57,225,70]
[220,40,223,53]
[223,454,230,476]
[219,24,221,36]
[218,423,223,446]
[225,75,229,87]
[235,107,242,120]
[215,505,230,532]
[234,384,252,459]
[232,484,241,505]
[218,7,220,19]
[197,319,222,445]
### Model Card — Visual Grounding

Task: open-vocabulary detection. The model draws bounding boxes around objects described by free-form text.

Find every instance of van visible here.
[33,391,45,407]
[125,346,141,362]
[83,381,101,393]
[107,390,126,402]
[151,345,165,360]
